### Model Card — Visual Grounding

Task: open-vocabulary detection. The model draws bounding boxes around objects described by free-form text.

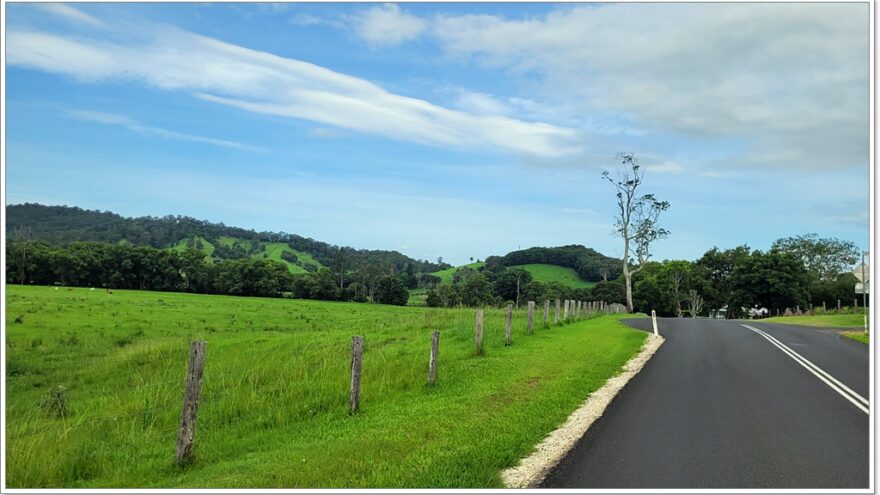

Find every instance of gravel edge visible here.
[500,332,665,488]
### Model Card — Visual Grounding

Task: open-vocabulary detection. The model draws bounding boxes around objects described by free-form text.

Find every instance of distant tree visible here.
[493,268,533,306]
[425,288,442,307]
[694,246,751,318]
[375,275,408,306]
[685,290,705,317]
[602,153,670,312]
[460,273,494,307]
[729,251,810,317]
[771,233,860,282]
[590,280,627,305]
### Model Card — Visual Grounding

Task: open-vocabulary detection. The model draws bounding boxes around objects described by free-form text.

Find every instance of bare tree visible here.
[669,270,686,318]
[686,290,705,317]
[599,266,610,282]
[602,152,670,313]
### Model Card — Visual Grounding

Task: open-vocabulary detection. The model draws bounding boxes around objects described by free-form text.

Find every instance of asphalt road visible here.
[540,317,870,489]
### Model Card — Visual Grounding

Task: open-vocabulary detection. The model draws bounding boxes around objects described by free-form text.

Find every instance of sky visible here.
[4,2,871,265]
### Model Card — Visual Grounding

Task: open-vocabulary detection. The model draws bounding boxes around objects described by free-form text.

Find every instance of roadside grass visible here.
[841,331,870,345]
[761,314,866,329]
[509,264,597,289]
[5,285,646,488]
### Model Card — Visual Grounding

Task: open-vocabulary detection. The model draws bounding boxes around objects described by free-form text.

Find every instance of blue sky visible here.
[5,2,870,265]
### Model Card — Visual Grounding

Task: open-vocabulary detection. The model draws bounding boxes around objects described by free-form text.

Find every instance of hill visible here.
[7,203,448,275]
[509,263,597,289]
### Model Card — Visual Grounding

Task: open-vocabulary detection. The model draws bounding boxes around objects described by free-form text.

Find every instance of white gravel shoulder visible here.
[501,332,665,488]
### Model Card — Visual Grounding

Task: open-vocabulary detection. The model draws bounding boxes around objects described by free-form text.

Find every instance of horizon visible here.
[5,3,871,265]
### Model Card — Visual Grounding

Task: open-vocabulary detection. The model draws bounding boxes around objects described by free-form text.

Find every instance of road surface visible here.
[541,317,870,489]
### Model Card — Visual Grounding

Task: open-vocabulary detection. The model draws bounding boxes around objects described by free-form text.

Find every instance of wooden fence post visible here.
[475,309,484,354]
[428,331,440,385]
[563,300,569,321]
[543,300,550,327]
[527,301,535,334]
[505,304,513,346]
[175,340,206,465]
[349,336,364,414]
[555,299,560,324]
[838,299,842,311]
[823,301,827,312]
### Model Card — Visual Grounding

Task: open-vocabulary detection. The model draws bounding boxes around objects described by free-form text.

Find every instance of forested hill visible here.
[6,203,449,274]
[492,245,622,282]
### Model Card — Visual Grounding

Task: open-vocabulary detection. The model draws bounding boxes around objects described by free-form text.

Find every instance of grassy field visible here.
[258,242,322,274]
[172,236,324,274]
[432,262,485,284]
[171,236,216,257]
[510,264,598,289]
[431,262,597,289]
[762,314,866,329]
[5,285,646,488]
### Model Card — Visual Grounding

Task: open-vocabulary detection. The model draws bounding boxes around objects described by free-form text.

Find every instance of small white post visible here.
[651,310,659,337]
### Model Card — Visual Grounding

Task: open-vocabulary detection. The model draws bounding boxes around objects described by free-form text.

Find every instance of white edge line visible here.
[741,325,869,415]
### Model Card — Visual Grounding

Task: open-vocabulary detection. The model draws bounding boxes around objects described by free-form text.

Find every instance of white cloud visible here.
[290,13,344,29]
[34,4,105,27]
[428,4,869,170]
[7,24,580,158]
[67,109,263,151]
[352,4,427,46]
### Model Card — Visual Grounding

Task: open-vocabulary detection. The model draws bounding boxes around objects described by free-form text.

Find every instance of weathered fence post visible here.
[563,300,569,321]
[651,310,659,336]
[527,301,535,334]
[475,309,484,354]
[428,331,440,385]
[838,299,842,311]
[555,299,561,324]
[349,336,364,414]
[176,340,206,465]
[823,301,827,312]
[505,304,513,346]
[543,300,550,327]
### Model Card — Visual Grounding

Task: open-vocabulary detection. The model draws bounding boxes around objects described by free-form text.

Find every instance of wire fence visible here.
[8,299,619,464]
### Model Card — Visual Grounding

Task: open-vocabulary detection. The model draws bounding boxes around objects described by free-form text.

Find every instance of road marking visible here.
[741,324,869,415]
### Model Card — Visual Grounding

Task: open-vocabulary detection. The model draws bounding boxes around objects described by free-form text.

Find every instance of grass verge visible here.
[6,285,645,488]
[761,314,866,329]
[841,331,870,345]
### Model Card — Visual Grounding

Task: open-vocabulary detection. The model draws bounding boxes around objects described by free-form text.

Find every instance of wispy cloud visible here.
[351,4,427,47]
[67,109,264,152]
[34,3,105,27]
[8,23,581,158]
[427,4,868,170]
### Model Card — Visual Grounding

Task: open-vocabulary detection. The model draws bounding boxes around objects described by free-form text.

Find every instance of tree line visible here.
[423,262,626,308]
[631,235,863,318]
[6,239,423,305]
[7,203,449,275]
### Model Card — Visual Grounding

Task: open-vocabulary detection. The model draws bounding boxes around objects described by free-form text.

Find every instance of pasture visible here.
[509,263,598,289]
[5,285,645,488]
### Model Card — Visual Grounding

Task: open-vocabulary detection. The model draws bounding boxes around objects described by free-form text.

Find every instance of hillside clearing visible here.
[509,264,597,289]
[6,285,645,488]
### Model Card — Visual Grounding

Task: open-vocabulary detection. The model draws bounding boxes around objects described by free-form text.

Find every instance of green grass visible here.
[6,285,645,488]
[510,264,598,289]
[171,236,215,257]
[257,242,323,274]
[432,262,484,284]
[841,331,870,345]
[762,314,867,329]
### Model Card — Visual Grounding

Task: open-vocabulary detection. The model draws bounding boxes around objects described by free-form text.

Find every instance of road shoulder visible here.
[501,333,665,488]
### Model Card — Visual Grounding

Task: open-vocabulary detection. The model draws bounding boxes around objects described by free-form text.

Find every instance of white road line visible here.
[741,324,869,415]
[747,325,869,407]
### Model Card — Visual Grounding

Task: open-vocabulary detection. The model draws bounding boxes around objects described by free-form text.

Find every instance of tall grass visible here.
[6,285,645,488]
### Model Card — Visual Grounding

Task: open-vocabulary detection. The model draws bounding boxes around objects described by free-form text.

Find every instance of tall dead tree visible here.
[602,153,670,313]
